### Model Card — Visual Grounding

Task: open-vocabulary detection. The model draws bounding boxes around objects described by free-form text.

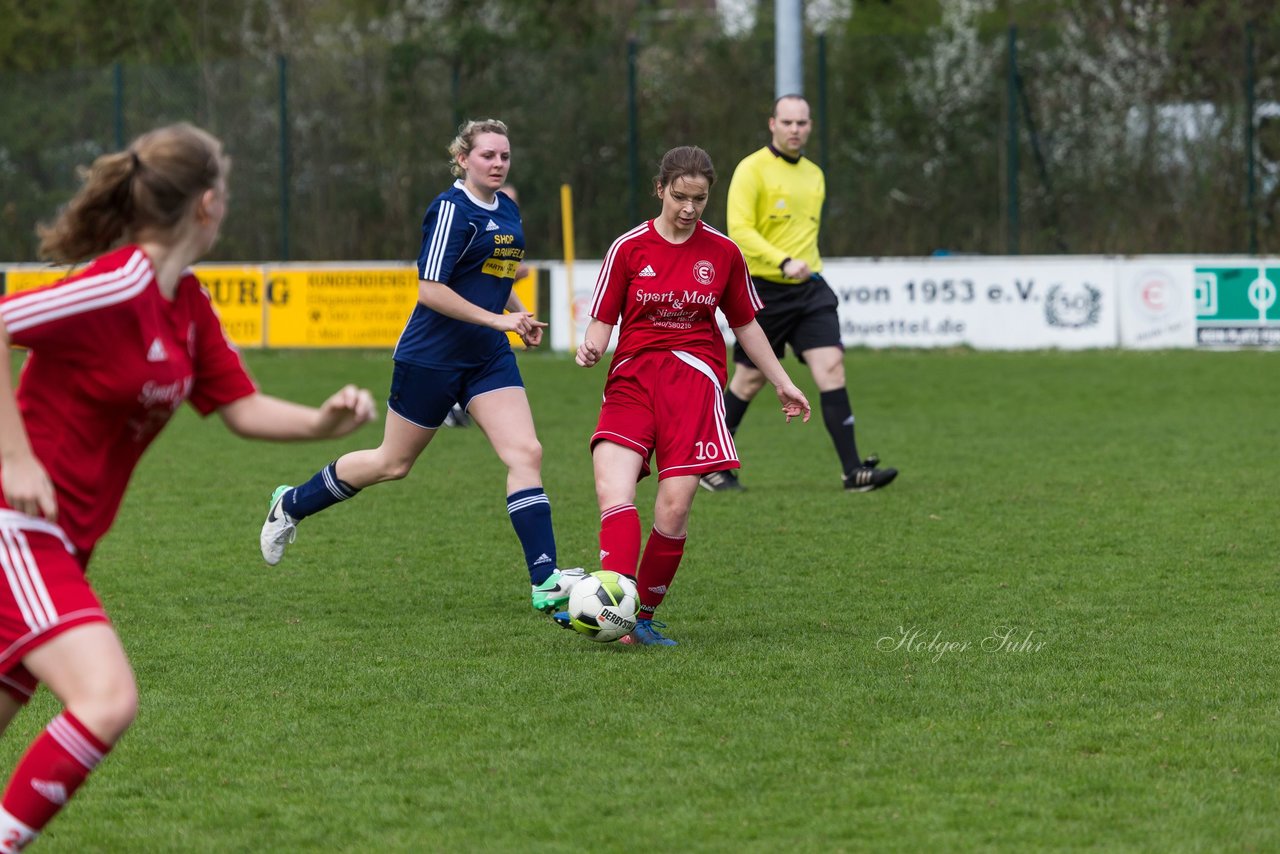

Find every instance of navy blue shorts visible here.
[388,349,524,429]
[733,274,842,368]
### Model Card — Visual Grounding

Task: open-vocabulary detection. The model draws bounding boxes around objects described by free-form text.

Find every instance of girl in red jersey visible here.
[565,146,811,646]
[0,123,376,850]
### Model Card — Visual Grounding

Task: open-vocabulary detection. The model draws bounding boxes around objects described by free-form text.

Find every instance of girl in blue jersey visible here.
[260,119,583,613]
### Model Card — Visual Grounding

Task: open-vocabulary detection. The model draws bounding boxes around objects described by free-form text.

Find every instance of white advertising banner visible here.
[552,257,1121,352]
[1114,260,1198,348]
[820,257,1118,349]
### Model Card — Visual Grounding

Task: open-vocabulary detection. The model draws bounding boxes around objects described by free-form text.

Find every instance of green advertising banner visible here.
[1194,265,1280,346]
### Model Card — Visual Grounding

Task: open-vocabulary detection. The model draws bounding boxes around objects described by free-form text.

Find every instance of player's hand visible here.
[521,325,544,348]
[496,311,547,338]
[576,339,601,368]
[0,453,58,521]
[776,383,811,423]
[315,384,378,437]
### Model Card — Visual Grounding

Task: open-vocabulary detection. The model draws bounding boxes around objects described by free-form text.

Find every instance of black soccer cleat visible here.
[699,470,744,493]
[843,464,898,492]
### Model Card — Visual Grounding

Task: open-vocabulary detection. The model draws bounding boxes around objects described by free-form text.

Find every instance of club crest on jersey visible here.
[693,260,716,286]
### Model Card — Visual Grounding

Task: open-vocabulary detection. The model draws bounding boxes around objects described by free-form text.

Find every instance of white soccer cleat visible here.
[530,567,587,613]
[260,485,298,566]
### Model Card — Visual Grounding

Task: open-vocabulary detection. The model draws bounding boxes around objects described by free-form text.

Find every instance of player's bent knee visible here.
[504,440,543,472]
[381,461,415,481]
[731,370,768,398]
[68,678,139,744]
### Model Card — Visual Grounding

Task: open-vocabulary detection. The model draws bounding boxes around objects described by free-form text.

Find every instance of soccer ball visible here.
[567,571,639,643]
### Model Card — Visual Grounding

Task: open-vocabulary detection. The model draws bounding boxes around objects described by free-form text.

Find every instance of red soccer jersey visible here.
[0,245,257,560]
[589,220,762,385]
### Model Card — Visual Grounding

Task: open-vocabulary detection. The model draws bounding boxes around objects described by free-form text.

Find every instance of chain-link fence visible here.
[3,22,1278,263]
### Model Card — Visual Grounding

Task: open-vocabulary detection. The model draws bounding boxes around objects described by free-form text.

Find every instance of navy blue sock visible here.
[282,462,360,521]
[507,487,557,585]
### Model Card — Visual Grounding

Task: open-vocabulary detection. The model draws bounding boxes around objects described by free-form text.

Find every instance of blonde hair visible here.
[448,119,509,178]
[38,122,229,263]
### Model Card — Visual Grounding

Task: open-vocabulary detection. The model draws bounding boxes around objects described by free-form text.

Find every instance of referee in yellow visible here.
[701,94,898,494]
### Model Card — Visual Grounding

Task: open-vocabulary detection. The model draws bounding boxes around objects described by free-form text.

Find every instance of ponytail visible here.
[38,123,228,263]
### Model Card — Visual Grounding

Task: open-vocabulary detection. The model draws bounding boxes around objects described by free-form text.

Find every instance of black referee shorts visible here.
[733,274,842,368]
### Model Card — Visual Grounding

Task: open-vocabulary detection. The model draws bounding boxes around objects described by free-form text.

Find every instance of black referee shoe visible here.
[843,459,898,492]
[699,470,744,492]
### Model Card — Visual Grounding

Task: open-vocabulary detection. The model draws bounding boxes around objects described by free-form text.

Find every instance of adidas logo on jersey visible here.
[638,265,657,277]
[599,549,610,560]
[146,338,168,362]
[485,219,500,231]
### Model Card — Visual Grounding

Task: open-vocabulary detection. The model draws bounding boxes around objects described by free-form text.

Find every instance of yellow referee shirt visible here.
[726,145,825,284]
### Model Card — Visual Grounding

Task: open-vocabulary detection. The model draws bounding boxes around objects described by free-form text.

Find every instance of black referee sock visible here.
[820,389,861,475]
[723,389,751,435]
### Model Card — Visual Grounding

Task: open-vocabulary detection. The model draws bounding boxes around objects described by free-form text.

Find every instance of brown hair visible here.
[37,122,229,263]
[653,146,716,195]
[772,94,809,117]
[448,119,509,178]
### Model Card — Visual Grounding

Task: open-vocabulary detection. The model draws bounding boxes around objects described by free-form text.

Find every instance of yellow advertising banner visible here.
[506,270,538,350]
[4,267,82,294]
[266,266,419,348]
[193,265,266,348]
[265,265,541,349]
[2,264,264,349]
[5,262,540,351]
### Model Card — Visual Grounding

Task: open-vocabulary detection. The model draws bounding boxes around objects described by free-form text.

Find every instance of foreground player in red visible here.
[0,123,376,850]
[563,145,810,646]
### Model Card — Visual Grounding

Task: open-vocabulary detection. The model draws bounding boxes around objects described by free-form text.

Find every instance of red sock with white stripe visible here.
[636,527,686,617]
[599,504,641,578]
[0,711,110,850]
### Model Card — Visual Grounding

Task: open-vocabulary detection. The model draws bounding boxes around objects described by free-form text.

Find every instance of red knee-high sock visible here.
[0,711,110,848]
[636,527,686,617]
[599,504,641,578]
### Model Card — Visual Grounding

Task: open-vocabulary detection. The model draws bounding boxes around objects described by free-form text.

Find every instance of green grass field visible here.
[6,347,1278,852]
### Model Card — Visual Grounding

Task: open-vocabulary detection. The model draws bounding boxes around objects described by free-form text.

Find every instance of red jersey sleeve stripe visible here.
[591,223,648,318]
[0,250,151,333]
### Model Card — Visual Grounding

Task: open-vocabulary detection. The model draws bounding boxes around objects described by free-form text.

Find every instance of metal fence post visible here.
[627,37,639,228]
[113,62,124,150]
[1007,25,1020,256]
[278,54,291,262]
[817,33,828,172]
[1245,22,1257,255]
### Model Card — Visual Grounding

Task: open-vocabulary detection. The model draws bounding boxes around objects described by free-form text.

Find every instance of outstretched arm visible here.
[218,384,378,440]
[0,324,57,520]
[731,320,811,422]
[420,278,546,341]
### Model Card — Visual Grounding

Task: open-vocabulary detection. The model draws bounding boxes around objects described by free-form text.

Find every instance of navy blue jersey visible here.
[394,181,525,368]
